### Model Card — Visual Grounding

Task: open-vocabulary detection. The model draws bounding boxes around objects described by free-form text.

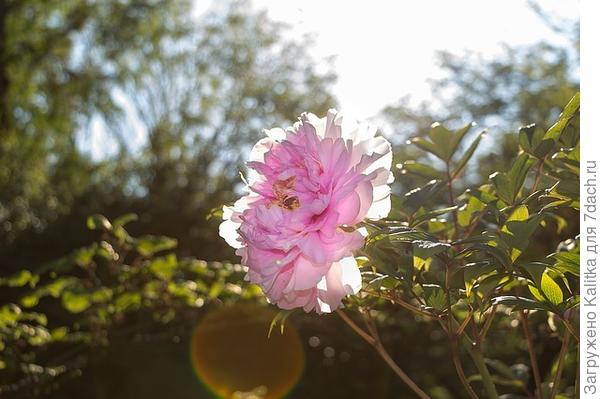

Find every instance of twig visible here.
[336,308,375,345]
[337,309,431,399]
[363,289,436,319]
[457,309,474,336]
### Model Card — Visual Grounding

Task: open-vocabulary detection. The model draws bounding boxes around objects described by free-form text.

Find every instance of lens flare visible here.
[190,303,304,399]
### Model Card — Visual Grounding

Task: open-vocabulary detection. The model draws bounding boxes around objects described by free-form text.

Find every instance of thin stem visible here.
[450,337,480,399]
[363,289,436,319]
[549,327,571,399]
[530,159,544,193]
[463,213,485,239]
[446,162,459,239]
[478,306,497,343]
[446,311,479,398]
[457,309,474,336]
[519,310,542,399]
[337,309,431,399]
[560,317,580,343]
[337,309,375,345]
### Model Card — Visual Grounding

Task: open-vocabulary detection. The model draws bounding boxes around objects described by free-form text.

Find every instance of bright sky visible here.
[85,1,579,159]
[244,0,578,120]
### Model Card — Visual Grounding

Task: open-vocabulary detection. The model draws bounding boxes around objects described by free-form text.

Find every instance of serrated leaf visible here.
[423,284,447,311]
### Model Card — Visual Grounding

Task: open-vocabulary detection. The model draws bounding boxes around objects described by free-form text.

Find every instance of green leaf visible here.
[540,272,563,305]
[411,206,457,228]
[208,280,224,298]
[519,124,555,158]
[397,160,445,180]
[449,122,476,157]
[1,270,39,288]
[490,296,547,311]
[136,235,178,256]
[485,359,517,381]
[552,252,579,276]
[452,130,486,179]
[423,284,447,311]
[401,180,447,213]
[113,213,138,229]
[408,136,446,160]
[457,196,486,227]
[87,214,112,231]
[500,207,541,261]
[544,92,580,142]
[115,292,141,312]
[61,291,91,313]
[148,254,178,280]
[463,261,496,297]
[268,309,295,338]
[413,240,450,259]
[73,245,97,267]
[477,274,507,299]
[490,154,535,204]
[428,123,455,160]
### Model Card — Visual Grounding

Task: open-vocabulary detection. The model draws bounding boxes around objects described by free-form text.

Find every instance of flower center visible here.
[272,176,300,210]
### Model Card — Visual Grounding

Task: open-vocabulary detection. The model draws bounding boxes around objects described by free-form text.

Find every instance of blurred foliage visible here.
[0,214,260,396]
[0,0,580,398]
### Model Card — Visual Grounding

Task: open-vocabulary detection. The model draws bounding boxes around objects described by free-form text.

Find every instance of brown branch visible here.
[337,309,431,399]
[457,309,474,336]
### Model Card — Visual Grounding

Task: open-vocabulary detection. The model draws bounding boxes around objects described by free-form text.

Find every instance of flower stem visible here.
[336,309,431,399]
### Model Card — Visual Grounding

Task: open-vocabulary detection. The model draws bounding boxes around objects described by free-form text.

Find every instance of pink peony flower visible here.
[219,109,393,313]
